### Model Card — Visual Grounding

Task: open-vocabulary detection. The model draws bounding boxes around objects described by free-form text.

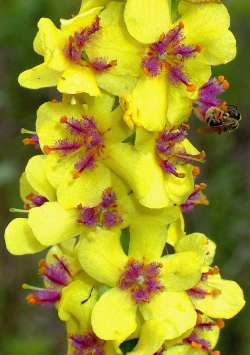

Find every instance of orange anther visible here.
[192,166,201,177]
[38,259,47,274]
[73,171,81,179]
[191,341,202,349]
[43,145,53,154]
[187,83,196,92]
[218,75,225,82]
[26,294,38,304]
[196,44,202,53]
[216,319,225,329]
[60,115,68,124]
[22,138,36,145]
[211,351,220,355]
[179,21,185,29]
[223,79,230,90]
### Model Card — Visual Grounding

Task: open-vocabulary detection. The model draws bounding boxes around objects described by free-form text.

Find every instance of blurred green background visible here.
[0,0,249,354]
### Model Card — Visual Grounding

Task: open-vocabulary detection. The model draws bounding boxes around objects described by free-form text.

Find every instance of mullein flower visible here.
[25,176,132,248]
[18,6,118,95]
[4,155,56,255]
[58,279,120,354]
[175,233,246,319]
[23,245,79,307]
[86,1,236,130]
[110,124,205,208]
[36,94,132,208]
[163,314,222,355]
[77,227,203,342]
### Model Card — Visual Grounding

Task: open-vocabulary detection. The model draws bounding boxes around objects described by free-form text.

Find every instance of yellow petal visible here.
[129,203,178,262]
[25,155,56,201]
[123,74,168,131]
[166,211,185,247]
[57,66,100,95]
[161,251,202,291]
[165,344,203,355]
[86,2,143,77]
[167,85,193,126]
[36,101,84,149]
[28,202,81,246]
[77,229,128,287]
[92,287,137,340]
[128,320,167,355]
[106,143,170,208]
[80,0,110,13]
[19,173,36,203]
[35,18,67,71]
[140,291,196,339]
[165,165,194,206]
[57,164,112,209]
[124,0,171,44]
[58,279,96,333]
[60,7,102,37]
[176,233,216,266]
[4,218,45,255]
[193,277,245,319]
[18,63,60,89]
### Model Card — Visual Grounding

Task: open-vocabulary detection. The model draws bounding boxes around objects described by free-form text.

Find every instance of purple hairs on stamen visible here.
[185,332,211,351]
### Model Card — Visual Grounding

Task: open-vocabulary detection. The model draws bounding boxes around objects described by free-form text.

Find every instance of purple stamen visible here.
[26,289,61,307]
[70,332,105,354]
[119,260,164,304]
[184,332,211,351]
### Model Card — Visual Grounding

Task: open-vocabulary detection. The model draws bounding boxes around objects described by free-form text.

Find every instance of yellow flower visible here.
[18,6,118,95]
[24,174,132,248]
[58,280,121,354]
[4,155,56,255]
[108,125,205,208]
[86,1,236,130]
[36,94,130,209]
[162,314,221,355]
[176,233,246,319]
[77,228,202,342]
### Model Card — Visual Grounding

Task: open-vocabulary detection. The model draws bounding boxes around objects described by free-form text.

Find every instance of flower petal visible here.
[34,18,67,71]
[161,251,202,291]
[165,165,194,206]
[179,2,236,65]
[28,202,80,246]
[124,0,171,44]
[25,155,56,201]
[193,277,245,319]
[128,320,167,355]
[140,291,196,339]
[4,218,45,255]
[58,279,97,333]
[167,85,193,126]
[92,287,137,340]
[123,74,168,131]
[129,202,178,262]
[166,211,185,247]
[80,0,110,13]
[57,66,100,95]
[77,229,128,287]
[18,63,61,89]
[175,233,216,266]
[106,143,170,208]
[57,164,112,209]
[164,344,201,355]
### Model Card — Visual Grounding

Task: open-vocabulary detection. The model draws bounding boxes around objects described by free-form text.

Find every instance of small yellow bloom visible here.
[18,6,118,95]
[78,228,202,341]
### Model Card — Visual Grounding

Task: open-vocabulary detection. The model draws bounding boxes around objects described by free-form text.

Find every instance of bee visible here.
[205,105,242,134]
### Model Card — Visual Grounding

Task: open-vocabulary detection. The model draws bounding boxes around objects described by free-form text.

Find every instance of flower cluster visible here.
[5,1,245,354]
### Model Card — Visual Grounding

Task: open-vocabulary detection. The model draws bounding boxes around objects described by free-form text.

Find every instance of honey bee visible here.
[204,105,242,134]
